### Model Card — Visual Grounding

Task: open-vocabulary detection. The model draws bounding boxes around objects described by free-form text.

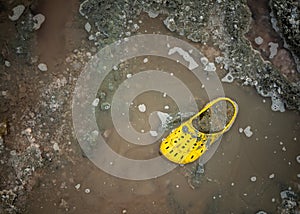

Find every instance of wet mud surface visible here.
[0,0,299,213]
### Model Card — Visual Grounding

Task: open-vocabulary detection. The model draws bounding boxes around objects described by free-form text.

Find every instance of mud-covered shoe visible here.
[160,97,238,165]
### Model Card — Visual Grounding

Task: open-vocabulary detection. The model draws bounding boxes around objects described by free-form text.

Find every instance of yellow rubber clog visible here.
[160,97,238,165]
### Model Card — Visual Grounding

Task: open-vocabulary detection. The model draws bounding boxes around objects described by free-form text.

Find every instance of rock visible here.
[269,173,275,179]
[53,142,60,151]
[33,14,45,30]
[92,98,99,107]
[149,130,158,137]
[85,22,91,32]
[75,184,81,190]
[38,63,48,72]
[8,5,25,21]
[244,126,253,137]
[138,104,146,113]
[256,211,267,214]
[84,188,90,193]
[250,176,257,182]
[143,57,148,63]
[4,60,11,67]
[296,155,300,164]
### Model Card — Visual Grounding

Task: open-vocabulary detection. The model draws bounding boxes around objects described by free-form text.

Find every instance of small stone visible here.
[256,211,267,214]
[271,198,275,202]
[138,104,146,113]
[4,60,11,67]
[122,209,127,214]
[75,184,81,190]
[143,58,148,63]
[254,36,264,45]
[9,5,25,21]
[53,142,60,151]
[238,128,243,133]
[164,105,170,110]
[269,173,275,179]
[126,73,132,78]
[250,176,257,182]
[296,155,300,164]
[175,185,179,188]
[85,22,91,32]
[38,63,48,71]
[92,98,99,107]
[244,126,253,137]
[84,188,90,194]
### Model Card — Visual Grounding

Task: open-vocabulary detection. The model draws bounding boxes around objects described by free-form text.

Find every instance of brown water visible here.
[25,1,300,214]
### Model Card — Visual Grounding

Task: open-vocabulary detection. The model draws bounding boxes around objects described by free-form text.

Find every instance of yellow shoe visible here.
[160,97,238,165]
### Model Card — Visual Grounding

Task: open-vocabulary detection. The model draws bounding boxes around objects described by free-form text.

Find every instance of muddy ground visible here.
[0,0,299,213]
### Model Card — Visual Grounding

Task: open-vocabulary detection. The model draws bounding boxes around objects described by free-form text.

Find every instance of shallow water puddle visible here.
[25,5,300,214]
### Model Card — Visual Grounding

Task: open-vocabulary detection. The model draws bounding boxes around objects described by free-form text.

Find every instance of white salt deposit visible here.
[33,14,45,30]
[9,5,25,21]
[254,36,264,45]
[85,22,91,32]
[204,62,216,72]
[269,42,279,59]
[168,47,199,70]
[221,72,234,83]
[149,130,158,137]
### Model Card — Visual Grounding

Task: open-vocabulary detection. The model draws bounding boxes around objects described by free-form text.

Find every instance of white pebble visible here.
[53,142,60,151]
[244,126,253,137]
[126,73,132,78]
[84,188,90,193]
[92,98,99,107]
[138,104,146,112]
[4,60,11,67]
[269,173,275,179]
[122,209,127,214]
[231,182,235,186]
[75,184,81,190]
[296,155,300,164]
[164,105,170,110]
[38,63,48,71]
[271,198,275,203]
[175,184,179,188]
[84,22,91,32]
[297,174,300,178]
[162,93,167,98]
[143,58,148,63]
[238,128,243,133]
[250,176,257,182]
[282,146,286,152]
